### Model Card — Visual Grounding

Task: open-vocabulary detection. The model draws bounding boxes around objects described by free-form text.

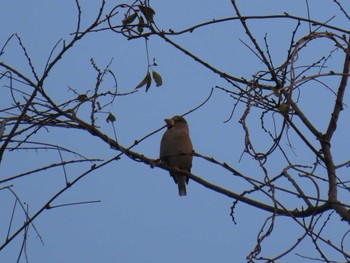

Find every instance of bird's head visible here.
[164,115,187,128]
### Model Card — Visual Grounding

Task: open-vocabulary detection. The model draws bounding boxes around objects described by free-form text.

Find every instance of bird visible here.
[160,115,193,196]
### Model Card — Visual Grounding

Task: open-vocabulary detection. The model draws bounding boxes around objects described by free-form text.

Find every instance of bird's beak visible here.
[164,118,174,127]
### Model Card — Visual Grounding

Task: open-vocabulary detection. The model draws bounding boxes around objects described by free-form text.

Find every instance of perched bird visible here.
[160,115,193,196]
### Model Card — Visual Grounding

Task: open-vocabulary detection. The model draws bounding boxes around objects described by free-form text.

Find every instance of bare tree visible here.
[1,0,350,262]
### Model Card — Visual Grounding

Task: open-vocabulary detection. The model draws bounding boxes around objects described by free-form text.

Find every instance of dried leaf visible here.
[122,12,138,26]
[77,94,88,102]
[0,120,6,138]
[137,16,145,33]
[106,113,116,123]
[152,57,157,66]
[145,73,152,92]
[152,70,162,87]
[135,72,152,91]
[139,5,155,23]
[96,102,101,110]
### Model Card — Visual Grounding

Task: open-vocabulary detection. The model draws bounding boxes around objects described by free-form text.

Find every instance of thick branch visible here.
[321,43,350,222]
[325,44,350,139]
[69,112,332,218]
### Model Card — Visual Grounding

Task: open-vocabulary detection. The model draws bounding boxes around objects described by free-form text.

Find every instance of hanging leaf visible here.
[122,12,138,26]
[139,5,155,23]
[152,70,162,87]
[137,16,145,34]
[77,94,88,102]
[96,101,102,110]
[135,72,152,92]
[106,113,116,123]
[145,72,152,92]
[0,120,6,138]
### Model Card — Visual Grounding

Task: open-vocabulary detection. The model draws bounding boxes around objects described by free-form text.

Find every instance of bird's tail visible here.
[178,180,187,196]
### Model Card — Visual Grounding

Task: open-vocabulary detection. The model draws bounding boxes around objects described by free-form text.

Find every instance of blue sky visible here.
[1,0,350,262]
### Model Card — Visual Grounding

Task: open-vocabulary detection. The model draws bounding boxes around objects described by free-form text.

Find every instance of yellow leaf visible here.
[278,103,287,112]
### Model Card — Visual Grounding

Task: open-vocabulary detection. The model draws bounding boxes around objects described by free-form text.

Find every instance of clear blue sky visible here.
[1,0,350,262]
